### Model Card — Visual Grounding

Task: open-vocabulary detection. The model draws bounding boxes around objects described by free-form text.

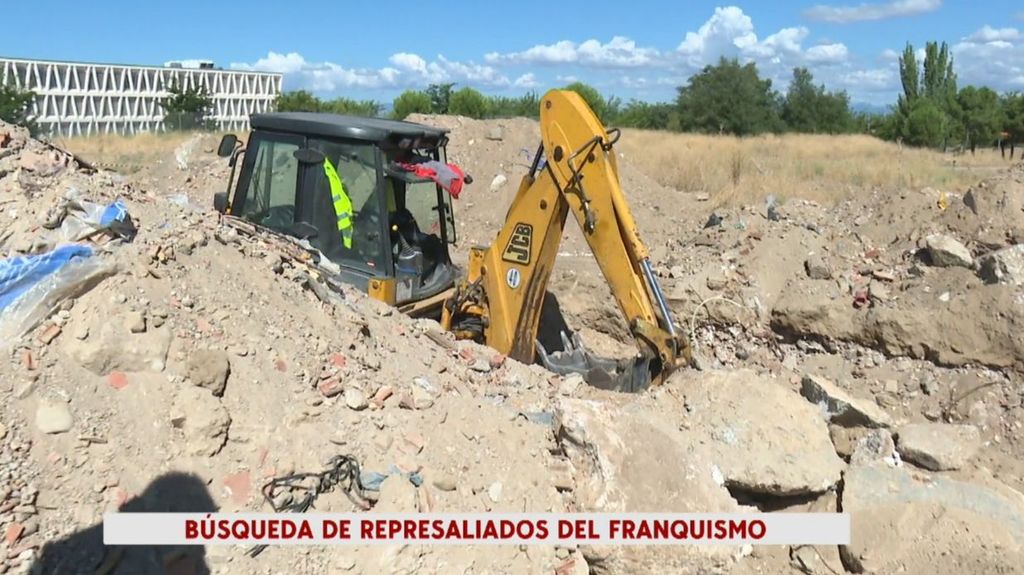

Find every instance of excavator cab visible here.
[215,113,463,316]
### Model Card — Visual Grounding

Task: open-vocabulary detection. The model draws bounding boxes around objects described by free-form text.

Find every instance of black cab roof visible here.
[249,112,449,149]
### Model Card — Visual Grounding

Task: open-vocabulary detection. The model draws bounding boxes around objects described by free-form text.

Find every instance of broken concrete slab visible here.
[555,397,739,574]
[924,234,973,268]
[849,429,898,467]
[801,374,892,428]
[679,370,844,496]
[977,244,1024,286]
[896,423,981,471]
[170,386,231,457]
[63,320,172,375]
[187,349,231,397]
[841,465,1024,573]
[35,402,73,434]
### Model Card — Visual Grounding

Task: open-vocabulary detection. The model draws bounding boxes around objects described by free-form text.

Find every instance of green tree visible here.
[905,98,947,147]
[426,83,455,114]
[676,58,782,135]
[1001,93,1024,138]
[162,83,214,130]
[782,67,854,134]
[275,90,324,112]
[615,101,676,130]
[391,90,433,119]
[0,82,36,133]
[895,41,960,148]
[957,86,1003,153]
[448,87,489,118]
[486,92,540,118]
[322,97,381,117]
[563,81,607,121]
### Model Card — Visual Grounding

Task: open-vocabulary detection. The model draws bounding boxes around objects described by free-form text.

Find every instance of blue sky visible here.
[2,0,1022,106]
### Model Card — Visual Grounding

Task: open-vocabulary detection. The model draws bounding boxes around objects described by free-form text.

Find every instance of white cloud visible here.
[836,68,897,91]
[965,25,1020,43]
[389,53,427,74]
[677,6,759,63]
[806,43,850,64]
[804,0,941,23]
[231,51,511,92]
[485,36,657,67]
[880,48,900,61]
[513,73,539,88]
[953,26,1024,91]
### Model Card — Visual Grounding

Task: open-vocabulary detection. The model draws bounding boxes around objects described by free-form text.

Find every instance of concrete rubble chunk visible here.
[187,350,231,397]
[170,386,231,457]
[555,397,738,573]
[849,428,898,467]
[977,244,1024,286]
[923,234,973,268]
[35,402,73,434]
[679,370,844,496]
[344,388,369,411]
[896,423,981,471]
[63,319,172,375]
[804,255,832,280]
[840,465,1024,573]
[801,374,892,428]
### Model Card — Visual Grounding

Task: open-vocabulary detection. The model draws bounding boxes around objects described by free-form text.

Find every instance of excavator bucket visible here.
[535,331,655,393]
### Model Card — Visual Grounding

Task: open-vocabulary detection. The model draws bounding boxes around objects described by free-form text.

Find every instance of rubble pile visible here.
[1,115,1023,574]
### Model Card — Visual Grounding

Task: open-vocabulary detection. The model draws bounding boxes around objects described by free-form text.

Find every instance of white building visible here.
[0,56,282,137]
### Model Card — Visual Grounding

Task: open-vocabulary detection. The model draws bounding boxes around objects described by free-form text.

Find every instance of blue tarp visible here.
[0,245,94,312]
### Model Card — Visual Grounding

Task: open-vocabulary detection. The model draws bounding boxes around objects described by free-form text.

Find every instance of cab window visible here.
[307,139,386,272]
[239,136,301,232]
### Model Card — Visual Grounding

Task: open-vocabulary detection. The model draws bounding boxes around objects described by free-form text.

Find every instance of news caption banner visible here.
[105,513,850,546]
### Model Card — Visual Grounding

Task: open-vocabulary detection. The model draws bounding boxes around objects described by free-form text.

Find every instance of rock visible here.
[170,387,231,457]
[801,374,892,428]
[829,425,869,460]
[125,311,146,334]
[35,402,73,434]
[344,388,368,411]
[896,423,981,471]
[486,126,504,141]
[804,255,832,280]
[977,244,1024,286]
[489,174,507,192]
[374,476,417,513]
[923,234,973,268]
[487,482,502,503]
[410,386,434,409]
[72,324,89,341]
[469,359,491,373]
[186,350,231,397]
[841,465,1024,573]
[559,373,584,397]
[679,370,844,496]
[555,397,738,572]
[849,429,898,466]
[64,320,172,375]
[432,474,457,492]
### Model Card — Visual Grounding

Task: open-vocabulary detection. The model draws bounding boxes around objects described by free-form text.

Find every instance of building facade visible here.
[0,57,282,137]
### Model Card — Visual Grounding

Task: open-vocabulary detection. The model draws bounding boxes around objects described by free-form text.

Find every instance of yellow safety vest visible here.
[323,158,353,249]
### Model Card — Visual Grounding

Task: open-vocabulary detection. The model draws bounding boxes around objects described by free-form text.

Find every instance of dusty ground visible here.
[2,116,1024,575]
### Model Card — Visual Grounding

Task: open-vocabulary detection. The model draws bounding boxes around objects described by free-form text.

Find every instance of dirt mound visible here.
[5,115,1024,574]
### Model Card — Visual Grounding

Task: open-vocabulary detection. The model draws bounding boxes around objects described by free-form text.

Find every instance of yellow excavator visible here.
[214,89,690,391]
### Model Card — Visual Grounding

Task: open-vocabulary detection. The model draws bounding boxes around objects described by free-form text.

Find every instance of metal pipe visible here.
[641,258,677,337]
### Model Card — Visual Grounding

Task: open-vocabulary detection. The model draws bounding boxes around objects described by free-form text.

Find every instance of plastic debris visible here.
[0,246,117,347]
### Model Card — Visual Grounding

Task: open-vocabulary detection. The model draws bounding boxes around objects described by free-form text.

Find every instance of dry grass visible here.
[55,130,236,173]
[616,129,1009,206]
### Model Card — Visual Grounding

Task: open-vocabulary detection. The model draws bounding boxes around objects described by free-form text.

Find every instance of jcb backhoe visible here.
[213,89,690,391]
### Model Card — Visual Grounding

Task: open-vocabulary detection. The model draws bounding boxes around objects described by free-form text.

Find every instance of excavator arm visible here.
[441,89,691,391]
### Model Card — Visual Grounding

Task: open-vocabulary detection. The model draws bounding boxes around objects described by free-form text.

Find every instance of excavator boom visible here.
[442,90,691,390]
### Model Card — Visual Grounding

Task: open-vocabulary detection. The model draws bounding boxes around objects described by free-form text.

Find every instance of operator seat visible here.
[390,208,446,280]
